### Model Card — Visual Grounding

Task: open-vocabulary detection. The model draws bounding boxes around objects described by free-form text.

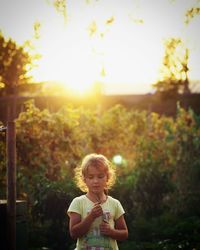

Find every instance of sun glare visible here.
[33,35,102,95]
[33,0,162,95]
[2,0,199,95]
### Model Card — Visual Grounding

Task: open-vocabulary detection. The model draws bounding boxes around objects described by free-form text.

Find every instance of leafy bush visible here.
[0,100,200,249]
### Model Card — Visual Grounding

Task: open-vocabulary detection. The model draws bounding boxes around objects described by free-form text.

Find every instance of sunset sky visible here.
[0,0,200,94]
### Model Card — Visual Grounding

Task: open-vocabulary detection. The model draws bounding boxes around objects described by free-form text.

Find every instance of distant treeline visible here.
[1,93,200,123]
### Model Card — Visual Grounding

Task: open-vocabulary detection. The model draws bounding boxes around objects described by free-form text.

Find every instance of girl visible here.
[67,153,128,250]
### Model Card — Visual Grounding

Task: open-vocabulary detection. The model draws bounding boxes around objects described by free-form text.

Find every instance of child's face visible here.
[84,165,108,195]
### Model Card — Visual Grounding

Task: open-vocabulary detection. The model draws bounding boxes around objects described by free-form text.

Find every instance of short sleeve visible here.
[114,199,125,220]
[67,197,82,216]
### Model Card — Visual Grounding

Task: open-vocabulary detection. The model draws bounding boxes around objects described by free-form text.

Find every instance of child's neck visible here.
[86,191,107,204]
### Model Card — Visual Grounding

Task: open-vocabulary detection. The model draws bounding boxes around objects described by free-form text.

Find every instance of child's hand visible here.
[99,221,112,236]
[90,202,103,219]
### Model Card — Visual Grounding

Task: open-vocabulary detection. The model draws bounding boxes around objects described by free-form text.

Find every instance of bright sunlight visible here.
[0,0,200,94]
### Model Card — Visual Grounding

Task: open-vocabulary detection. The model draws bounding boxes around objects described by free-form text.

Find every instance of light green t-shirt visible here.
[67,195,125,250]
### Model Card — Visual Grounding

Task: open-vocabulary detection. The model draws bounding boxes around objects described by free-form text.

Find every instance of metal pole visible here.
[6,94,16,250]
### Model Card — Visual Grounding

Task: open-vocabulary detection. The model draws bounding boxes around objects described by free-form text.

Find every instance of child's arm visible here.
[100,214,128,241]
[69,202,103,239]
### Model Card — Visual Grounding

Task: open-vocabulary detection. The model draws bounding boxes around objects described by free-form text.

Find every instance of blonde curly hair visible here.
[74,153,116,192]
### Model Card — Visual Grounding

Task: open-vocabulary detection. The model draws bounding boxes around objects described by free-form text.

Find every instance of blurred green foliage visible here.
[0,100,200,249]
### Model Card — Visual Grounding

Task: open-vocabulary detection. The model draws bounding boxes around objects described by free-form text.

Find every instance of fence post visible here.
[6,93,16,250]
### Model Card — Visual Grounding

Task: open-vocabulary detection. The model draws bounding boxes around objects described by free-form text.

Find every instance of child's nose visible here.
[93,177,99,182]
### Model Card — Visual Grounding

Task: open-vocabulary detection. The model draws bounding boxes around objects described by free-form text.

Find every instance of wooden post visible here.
[6,94,16,250]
